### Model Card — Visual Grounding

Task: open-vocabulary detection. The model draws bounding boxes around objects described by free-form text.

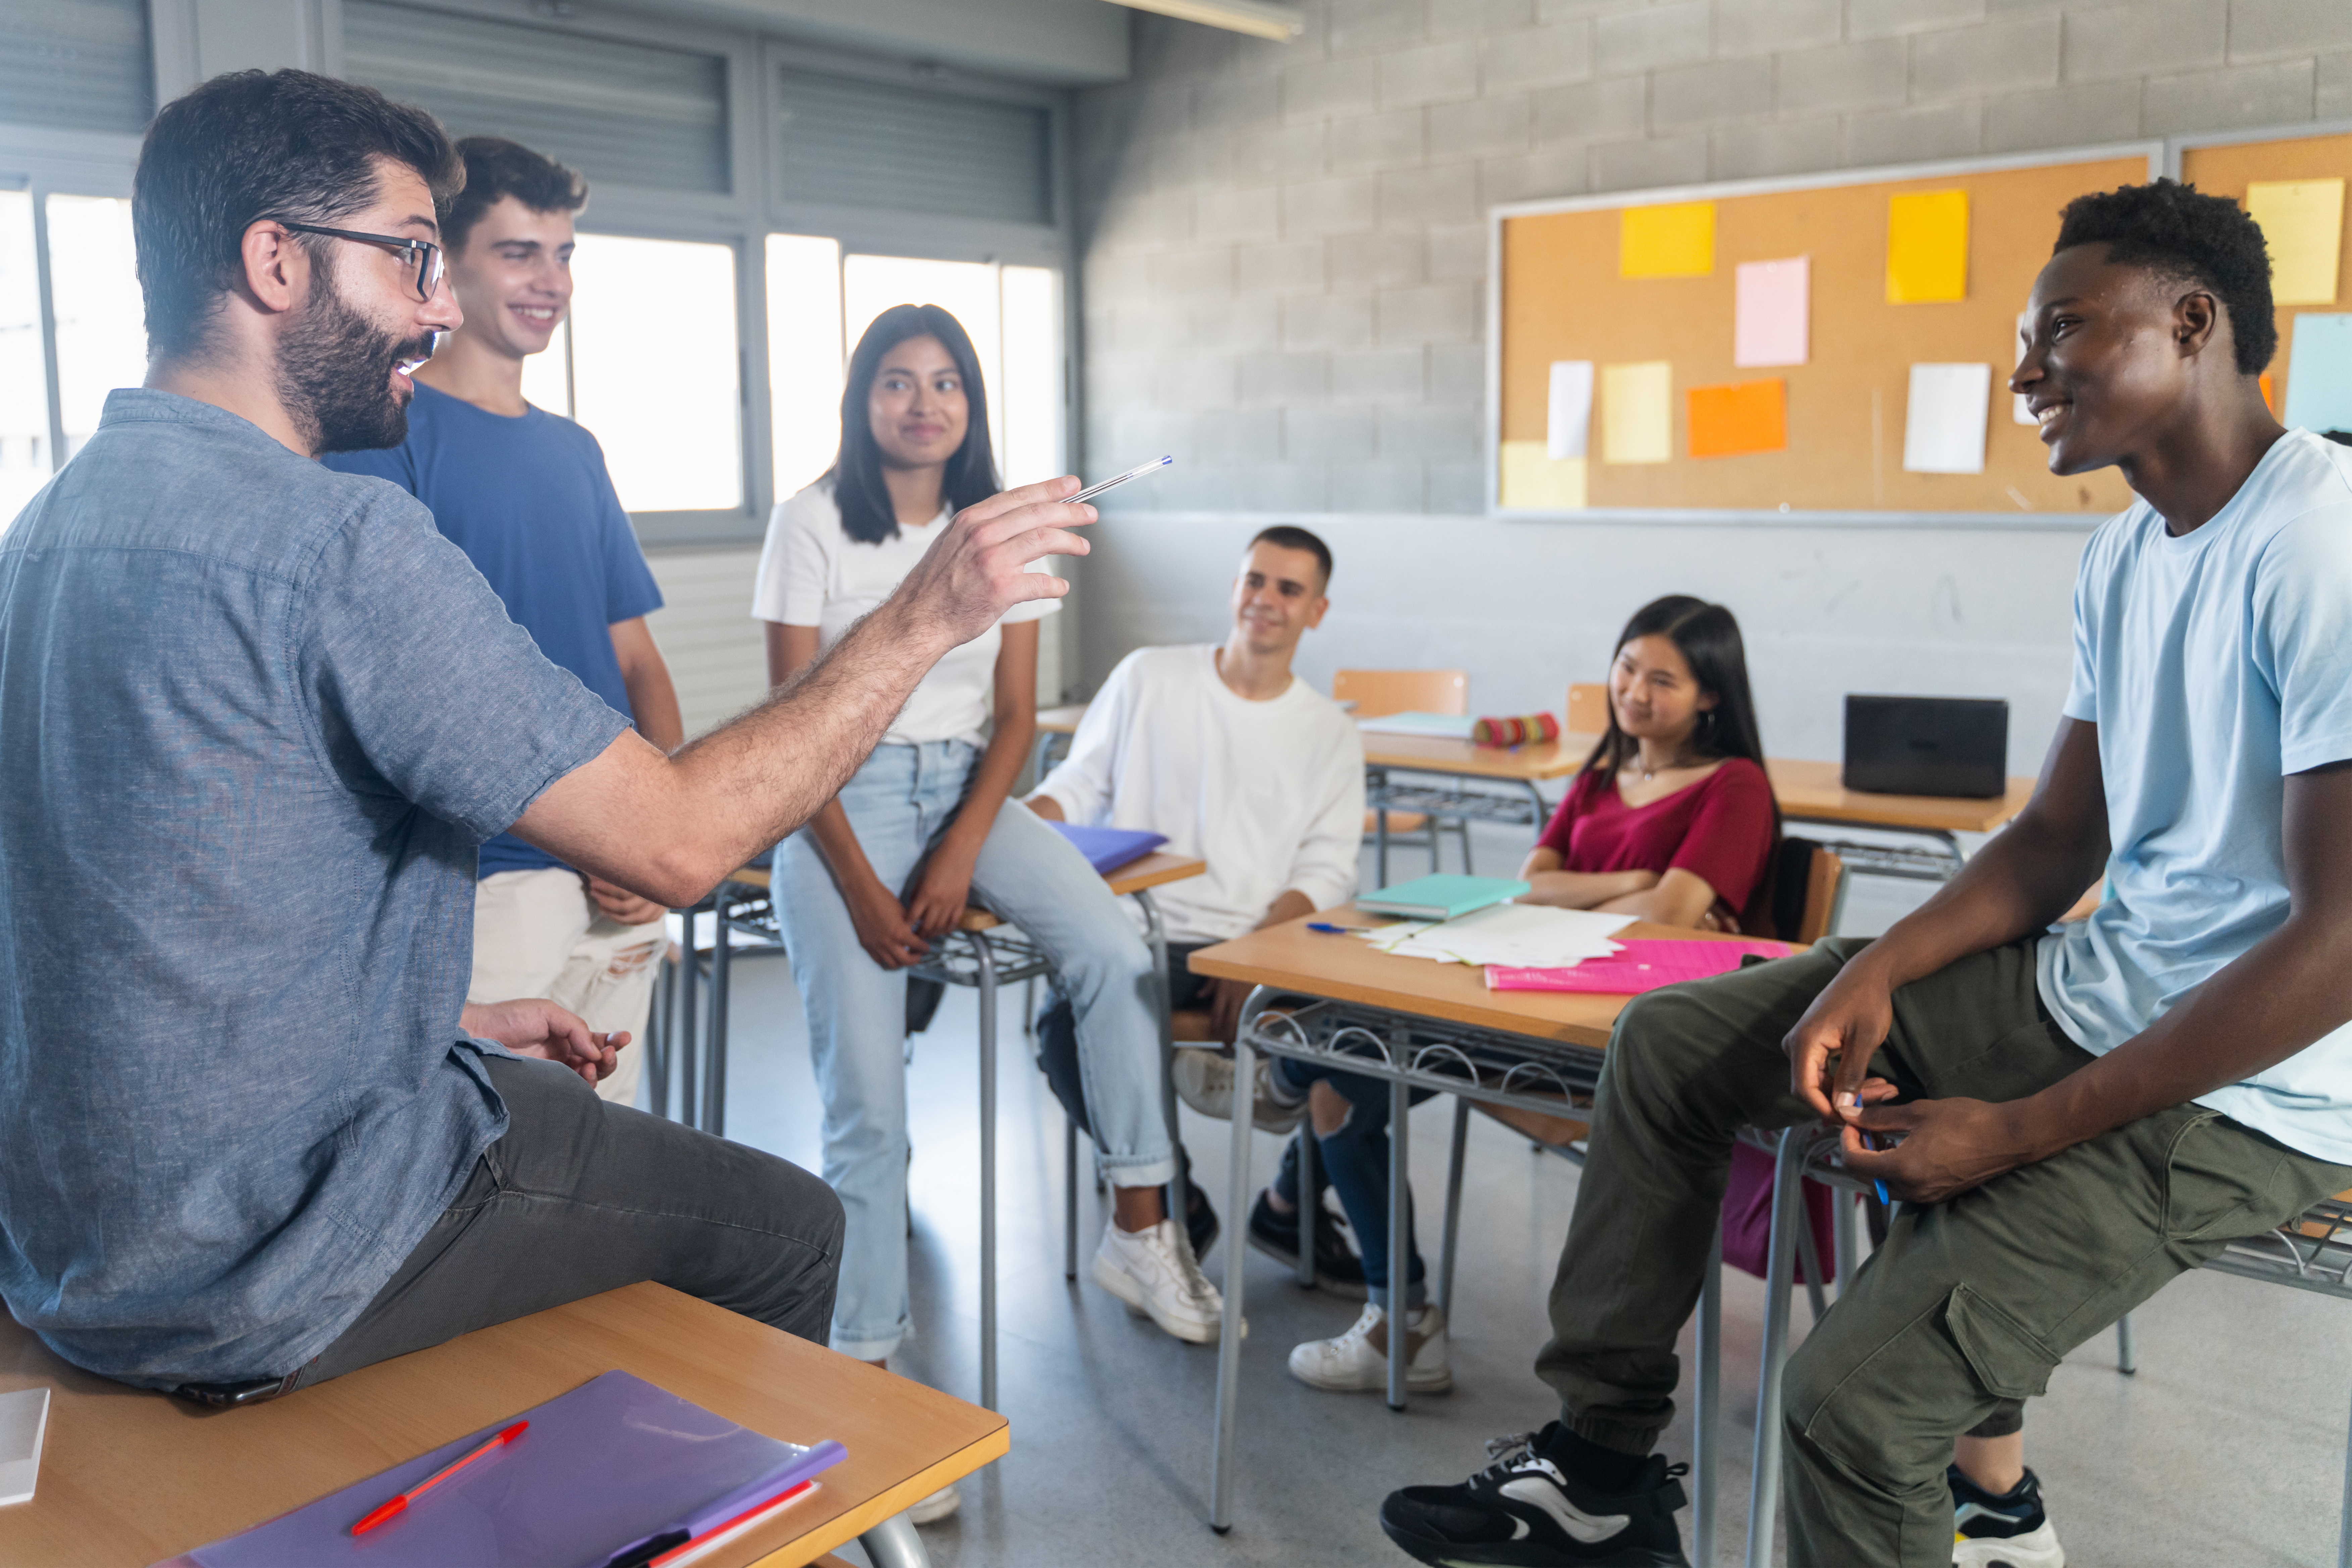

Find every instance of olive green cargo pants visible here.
[1534,936,2349,1567]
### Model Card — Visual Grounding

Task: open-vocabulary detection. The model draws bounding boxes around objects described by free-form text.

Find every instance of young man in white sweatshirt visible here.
[1030,526,1424,1382]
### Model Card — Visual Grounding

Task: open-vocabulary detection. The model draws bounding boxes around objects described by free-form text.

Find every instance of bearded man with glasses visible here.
[0,68,1097,1404]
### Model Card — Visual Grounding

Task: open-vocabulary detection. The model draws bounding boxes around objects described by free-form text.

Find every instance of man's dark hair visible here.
[133,69,463,362]
[444,136,588,253]
[2052,178,2277,375]
[1247,524,1333,587]
[829,304,998,545]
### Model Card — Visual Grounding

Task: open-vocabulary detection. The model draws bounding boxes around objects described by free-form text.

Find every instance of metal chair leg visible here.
[2339,1381,2352,1568]
[1065,1113,1079,1281]
[1833,1187,1858,1294]
[708,899,731,1138]
[1745,1128,1811,1568]
[1438,1096,1469,1315]
[2115,1311,2137,1374]
[1295,1123,1318,1288]
[859,1510,932,1568]
[648,945,672,1121]
[1795,1190,1829,1323]
[680,907,701,1131]
[973,933,998,1414]
[1386,1060,1410,1412]
[1210,990,1267,1532]
[1694,1218,1722,1568]
[1452,815,1474,876]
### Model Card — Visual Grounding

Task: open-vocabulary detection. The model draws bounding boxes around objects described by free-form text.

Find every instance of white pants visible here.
[469,868,666,1105]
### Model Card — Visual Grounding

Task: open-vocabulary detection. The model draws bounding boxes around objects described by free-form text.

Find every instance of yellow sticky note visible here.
[1887,190,1969,304]
[1500,441,1587,509]
[1601,361,1672,464]
[1620,202,1715,278]
[2248,179,2345,306]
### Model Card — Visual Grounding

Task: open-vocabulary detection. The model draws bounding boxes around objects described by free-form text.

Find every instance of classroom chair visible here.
[1337,667,1474,878]
[1565,681,1609,738]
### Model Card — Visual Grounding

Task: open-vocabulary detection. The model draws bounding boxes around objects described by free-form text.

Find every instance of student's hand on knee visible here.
[461,998,623,1085]
[903,849,977,940]
[584,875,666,927]
[846,887,930,970]
[1782,960,1898,1120]
[1840,1093,2024,1204]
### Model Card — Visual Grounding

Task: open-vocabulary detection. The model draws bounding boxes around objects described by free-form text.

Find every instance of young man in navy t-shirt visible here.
[328,137,680,1106]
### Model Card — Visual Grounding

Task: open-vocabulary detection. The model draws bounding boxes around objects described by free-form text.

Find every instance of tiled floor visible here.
[670,833,2351,1567]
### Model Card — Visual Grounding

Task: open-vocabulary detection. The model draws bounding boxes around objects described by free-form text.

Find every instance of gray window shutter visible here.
[0,0,152,135]
[776,69,1050,226]
[344,1,729,194]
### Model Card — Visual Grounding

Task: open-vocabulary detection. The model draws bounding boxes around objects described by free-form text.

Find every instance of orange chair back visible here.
[1334,669,1468,719]
[1566,682,1609,735]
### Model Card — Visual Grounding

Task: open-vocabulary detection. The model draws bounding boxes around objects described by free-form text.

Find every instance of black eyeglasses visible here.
[274,223,445,302]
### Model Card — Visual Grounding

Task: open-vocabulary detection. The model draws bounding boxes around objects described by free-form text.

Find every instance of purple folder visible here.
[163,1370,845,1568]
[1047,821,1168,874]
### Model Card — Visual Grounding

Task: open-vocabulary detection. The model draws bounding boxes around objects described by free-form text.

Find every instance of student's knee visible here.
[1309,1078,1352,1137]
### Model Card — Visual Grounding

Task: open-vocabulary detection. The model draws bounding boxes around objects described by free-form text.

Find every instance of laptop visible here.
[1842,695,2009,798]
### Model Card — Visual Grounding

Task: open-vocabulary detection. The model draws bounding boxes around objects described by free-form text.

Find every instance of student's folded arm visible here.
[1592,868,1720,927]
[1515,847,1657,909]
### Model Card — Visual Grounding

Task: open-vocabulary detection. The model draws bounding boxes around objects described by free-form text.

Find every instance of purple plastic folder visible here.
[1046,820,1168,874]
[160,1370,846,1568]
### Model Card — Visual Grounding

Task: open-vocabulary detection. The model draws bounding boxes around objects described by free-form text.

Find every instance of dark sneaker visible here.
[1951,1465,2065,1568]
[1380,1424,1690,1566]
[1247,1187,1369,1299]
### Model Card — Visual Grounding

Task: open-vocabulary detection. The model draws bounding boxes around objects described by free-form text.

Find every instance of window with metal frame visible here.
[774,68,1051,226]
[343,0,731,195]
[0,0,152,136]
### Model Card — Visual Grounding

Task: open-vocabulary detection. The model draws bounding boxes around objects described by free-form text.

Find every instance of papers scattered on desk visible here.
[1356,711,1476,740]
[1487,937,1793,994]
[0,1386,46,1506]
[1356,903,1635,967]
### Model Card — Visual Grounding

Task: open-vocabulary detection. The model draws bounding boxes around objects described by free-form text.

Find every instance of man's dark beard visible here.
[277,257,437,455]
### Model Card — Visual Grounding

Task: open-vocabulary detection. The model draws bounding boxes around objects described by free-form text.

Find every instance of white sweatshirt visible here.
[1036,644,1365,945]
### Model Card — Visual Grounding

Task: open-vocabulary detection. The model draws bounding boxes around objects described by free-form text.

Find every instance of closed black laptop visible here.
[1842,695,2009,798]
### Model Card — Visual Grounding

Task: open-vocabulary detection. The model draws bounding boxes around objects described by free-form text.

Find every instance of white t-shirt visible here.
[2039,429,2352,1163]
[751,482,1058,747]
[1036,644,1365,945]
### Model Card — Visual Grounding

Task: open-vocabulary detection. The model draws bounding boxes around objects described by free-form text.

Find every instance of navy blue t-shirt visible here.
[326,384,662,877]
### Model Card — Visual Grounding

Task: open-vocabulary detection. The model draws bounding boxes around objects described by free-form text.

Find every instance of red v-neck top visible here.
[1535,756,1776,917]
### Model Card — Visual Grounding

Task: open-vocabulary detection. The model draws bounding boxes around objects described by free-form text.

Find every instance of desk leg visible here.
[859,1511,932,1568]
[1136,889,1185,1237]
[1294,1126,1317,1288]
[708,899,731,1138]
[1211,988,1268,1533]
[1386,1052,1410,1413]
[1833,1188,1857,1295]
[680,906,701,1132]
[1371,768,1391,888]
[649,938,673,1121]
[1695,1218,1721,1568]
[974,933,999,1414]
[1437,1096,1469,1316]
[1519,779,1548,840]
[1745,1128,1810,1568]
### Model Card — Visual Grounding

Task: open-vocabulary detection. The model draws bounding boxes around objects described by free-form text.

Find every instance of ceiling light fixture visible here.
[1105,0,1305,42]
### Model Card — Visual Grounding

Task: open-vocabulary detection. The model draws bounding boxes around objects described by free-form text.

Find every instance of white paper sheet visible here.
[0,1386,47,1506]
[1902,362,1992,475]
[1547,360,1595,460]
[1362,903,1635,967]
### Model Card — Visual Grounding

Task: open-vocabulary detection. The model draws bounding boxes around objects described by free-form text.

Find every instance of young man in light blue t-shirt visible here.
[1381,182,2352,1568]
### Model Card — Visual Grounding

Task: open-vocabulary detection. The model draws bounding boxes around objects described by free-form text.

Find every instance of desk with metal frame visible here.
[690,854,1207,1416]
[1187,909,1756,1558]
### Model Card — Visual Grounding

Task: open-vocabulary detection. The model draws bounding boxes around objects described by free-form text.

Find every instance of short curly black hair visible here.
[443,136,588,254]
[2052,178,2277,374]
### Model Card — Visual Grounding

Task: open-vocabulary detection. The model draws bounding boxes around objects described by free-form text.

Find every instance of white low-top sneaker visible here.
[1090,1217,1240,1344]
[1171,1046,1309,1132]
[1288,1302,1451,1393]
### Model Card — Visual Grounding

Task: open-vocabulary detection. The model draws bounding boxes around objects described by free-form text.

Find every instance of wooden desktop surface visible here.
[0,1282,1007,1568]
[1050,706,2036,835]
[1187,908,1762,1050]
[1037,703,1088,735]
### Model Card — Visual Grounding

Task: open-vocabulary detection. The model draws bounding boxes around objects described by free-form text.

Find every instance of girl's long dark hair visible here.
[1581,595,1771,787]
[828,303,999,545]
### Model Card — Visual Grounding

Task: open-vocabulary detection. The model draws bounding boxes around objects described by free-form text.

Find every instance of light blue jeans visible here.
[774,739,1172,1361]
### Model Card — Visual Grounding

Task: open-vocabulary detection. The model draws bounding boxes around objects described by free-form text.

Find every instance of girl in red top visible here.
[1522,595,1777,933]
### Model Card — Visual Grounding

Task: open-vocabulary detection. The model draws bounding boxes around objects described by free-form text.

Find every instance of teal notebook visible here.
[1357,874,1531,920]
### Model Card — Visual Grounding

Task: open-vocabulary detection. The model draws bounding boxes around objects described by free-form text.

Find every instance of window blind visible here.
[344,1,729,194]
[0,0,152,135]
[776,69,1050,226]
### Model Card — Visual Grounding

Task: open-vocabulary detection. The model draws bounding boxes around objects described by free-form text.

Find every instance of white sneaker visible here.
[906,1483,960,1524]
[1287,1302,1451,1393]
[1172,1046,1309,1133]
[1090,1217,1241,1344]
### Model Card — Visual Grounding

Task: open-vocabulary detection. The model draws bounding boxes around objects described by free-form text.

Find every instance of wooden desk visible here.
[1761,756,2034,836]
[1036,703,1087,735]
[0,1282,1005,1568]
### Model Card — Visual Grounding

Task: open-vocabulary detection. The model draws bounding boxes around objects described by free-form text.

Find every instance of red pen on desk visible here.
[351,1420,528,1535]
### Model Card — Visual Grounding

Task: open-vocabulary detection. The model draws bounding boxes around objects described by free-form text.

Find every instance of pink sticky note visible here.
[1734,257,1809,368]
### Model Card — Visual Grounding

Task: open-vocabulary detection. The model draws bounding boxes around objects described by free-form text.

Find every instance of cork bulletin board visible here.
[2175,125,2352,427]
[1488,146,2162,521]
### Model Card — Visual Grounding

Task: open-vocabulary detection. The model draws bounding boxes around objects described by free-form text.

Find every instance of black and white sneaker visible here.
[1951,1465,2065,1567]
[1380,1424,1691,1567]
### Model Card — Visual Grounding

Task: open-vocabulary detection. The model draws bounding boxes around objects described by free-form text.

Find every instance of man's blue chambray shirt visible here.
[0,390,629,1387]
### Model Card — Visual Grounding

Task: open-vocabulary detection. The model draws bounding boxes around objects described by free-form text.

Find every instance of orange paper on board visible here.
[1685,378,1787,457]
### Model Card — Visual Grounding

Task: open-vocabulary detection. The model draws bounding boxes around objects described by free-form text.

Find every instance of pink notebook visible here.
[1487,937,1793,994]
[155,1370,844,1568]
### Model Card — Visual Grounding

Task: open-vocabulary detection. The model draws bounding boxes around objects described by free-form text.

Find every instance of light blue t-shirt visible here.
[0,391,629,1387]
[2038,429,2352,1162]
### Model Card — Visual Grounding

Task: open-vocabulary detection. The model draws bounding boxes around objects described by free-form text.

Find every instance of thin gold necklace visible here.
[1630,749,1699,783]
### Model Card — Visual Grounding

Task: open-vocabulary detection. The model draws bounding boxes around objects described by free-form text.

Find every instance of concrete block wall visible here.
[1065,1,2351,770]
[1075,0,2352,517]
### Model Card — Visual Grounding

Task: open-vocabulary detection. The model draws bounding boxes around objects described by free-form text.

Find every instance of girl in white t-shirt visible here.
[752,307,1226,1437]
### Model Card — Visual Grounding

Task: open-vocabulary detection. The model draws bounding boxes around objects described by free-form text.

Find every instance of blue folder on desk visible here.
[1048,821,1168,874]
